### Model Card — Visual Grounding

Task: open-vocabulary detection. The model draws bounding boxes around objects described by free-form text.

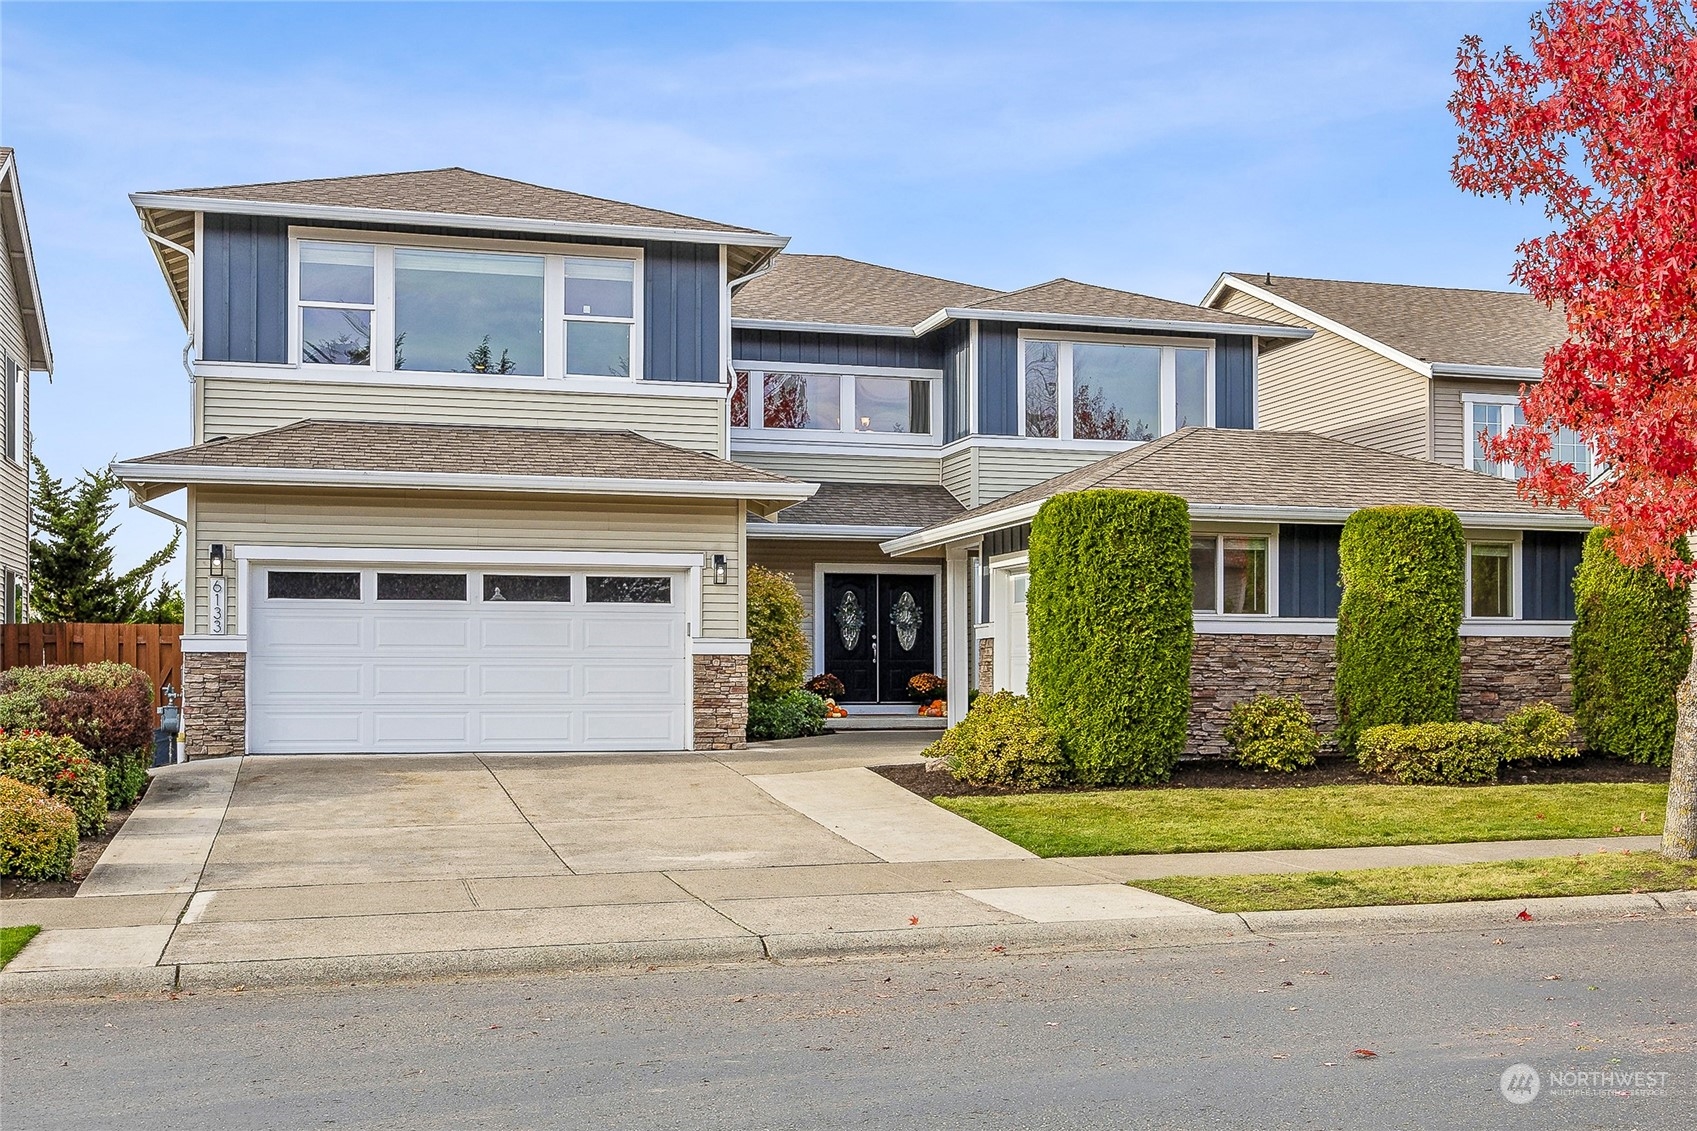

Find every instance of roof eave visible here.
[912,306,1312,340]
[1429,362,1544,381]
[128,192,792,250]
[750,522,921,540]
[1,152,52,374]
[731,317,918,338]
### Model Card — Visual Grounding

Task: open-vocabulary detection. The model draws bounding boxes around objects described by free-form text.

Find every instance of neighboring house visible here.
[0,148,52,623]
[883,427,1589,753]
[1200,273,1588,479]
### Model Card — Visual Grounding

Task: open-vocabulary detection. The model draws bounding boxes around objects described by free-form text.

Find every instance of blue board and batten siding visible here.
[940,321,971,443]
[730,329,943,371]
[199,213,722,381]
[974,325,1257,435]
[1522,531,1585,621]
[1278,524,1343,619]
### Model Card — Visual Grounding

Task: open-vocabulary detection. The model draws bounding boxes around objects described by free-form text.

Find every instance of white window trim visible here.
[1465,533,1521,621]
[1016,330,1215,442]
[1190,527,1278,619]
[732,361,944,446]
[287,227,644,383]
[1462,392,1522,477]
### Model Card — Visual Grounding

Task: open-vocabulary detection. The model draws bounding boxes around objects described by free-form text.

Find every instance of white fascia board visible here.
[181,634,248,653]
[1208,275,1433,377]
[911,306,1312,341]
[882,501,1043,555]
[748,522,919,540]
[730,317,918,338]
[1429,362,1544,381]
[110,461,818,505]
[1,154,53,374]
[236,547,707,568]
[129,193,791,251]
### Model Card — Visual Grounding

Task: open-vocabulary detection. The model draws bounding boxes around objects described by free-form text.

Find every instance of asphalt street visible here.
[3,917,1692,1130]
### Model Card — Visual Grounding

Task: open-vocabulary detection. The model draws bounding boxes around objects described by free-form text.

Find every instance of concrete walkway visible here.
[0,736,1681,998]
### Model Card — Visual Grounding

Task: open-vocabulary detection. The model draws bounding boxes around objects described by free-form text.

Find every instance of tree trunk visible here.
[1663,584,1697,859]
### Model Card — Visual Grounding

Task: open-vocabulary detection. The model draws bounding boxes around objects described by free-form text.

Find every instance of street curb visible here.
[3,891,1691,1004]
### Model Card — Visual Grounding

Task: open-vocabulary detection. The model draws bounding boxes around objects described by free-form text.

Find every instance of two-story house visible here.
[0,148,52,622]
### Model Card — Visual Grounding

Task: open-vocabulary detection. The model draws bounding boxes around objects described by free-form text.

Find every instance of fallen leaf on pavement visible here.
[1516,909,1535,922]
[1353,1049,1378,1059]
[909,916,920,926]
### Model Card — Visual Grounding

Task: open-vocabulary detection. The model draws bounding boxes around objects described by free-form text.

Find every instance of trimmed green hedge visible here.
[746,690,828,741]
[1357,722,1505,784]
[1027,490,1193,786]
[1571,529,1692,766]
[1224,695,1320,773]
[1334,506,1465,753]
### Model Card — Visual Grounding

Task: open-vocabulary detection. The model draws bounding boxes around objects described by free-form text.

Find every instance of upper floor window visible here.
[1468,397,1592,480]
[293,236,641,380]
[731,366,937,441]
[1021,335,1211,442]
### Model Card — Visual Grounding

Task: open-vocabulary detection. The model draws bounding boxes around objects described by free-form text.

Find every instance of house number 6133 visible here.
[209,577,227,635]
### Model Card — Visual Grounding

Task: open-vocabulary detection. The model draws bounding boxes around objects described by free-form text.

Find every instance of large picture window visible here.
[293,236,640,380]
[1467,398,1593,480]
[1022,335,1212,441]
[731,367,938,440]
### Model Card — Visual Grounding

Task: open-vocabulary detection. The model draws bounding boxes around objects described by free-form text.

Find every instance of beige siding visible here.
[0,209,28,585]
[1217,288,1431,459]
[974,445,1106,504]
[1431,376,1533,468]
[199,376,726,455]
[729,446,941,485]
[190,487,743,638]
[748,538,945,680]
[941,447,975,507]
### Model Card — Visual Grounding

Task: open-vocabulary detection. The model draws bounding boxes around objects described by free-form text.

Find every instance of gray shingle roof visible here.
[732,254,998,327]
[122,419,800,485]
[142,167,774,237]
[967,278,1276,328]
[902,427,1578,543]
[1223,274,1567,369]
[756,481,964,528]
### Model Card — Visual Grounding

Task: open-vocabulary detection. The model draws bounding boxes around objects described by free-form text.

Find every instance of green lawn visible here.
[936,782,1667,857]
[0,924,41,969]
[1136,851,1697,913]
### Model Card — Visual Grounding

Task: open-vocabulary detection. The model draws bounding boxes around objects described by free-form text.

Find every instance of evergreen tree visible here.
[29,455,181,623]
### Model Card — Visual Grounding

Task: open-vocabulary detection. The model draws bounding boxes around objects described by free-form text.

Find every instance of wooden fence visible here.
[0,624,184,706]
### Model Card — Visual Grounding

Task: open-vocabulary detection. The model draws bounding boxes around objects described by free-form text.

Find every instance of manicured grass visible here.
[0,924,41,969]
[935,782,1667,857]
[1135,851,1697,913]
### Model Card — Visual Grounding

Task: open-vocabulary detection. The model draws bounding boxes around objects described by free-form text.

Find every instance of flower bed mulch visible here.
[874,752,1669,800]
[1,806,134,900]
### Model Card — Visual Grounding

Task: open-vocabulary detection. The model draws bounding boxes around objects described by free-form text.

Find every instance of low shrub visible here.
[0,662,155,766]
[804,673,846,700]
[0,732,108,836]
[103,753,150,810]
[906,673,946,703]
[747,690,829,741]
[1223,696,1320,773]
[0,776,78,881]
[926,692,1069,792]
[1502,702,1581,764]
[1356,722,1505,785]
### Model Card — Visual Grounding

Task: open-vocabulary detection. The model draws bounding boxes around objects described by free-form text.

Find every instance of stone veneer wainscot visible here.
[693,653,749,751]
[182,649,247,759]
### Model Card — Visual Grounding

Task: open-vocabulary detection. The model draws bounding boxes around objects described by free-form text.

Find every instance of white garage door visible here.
[247,564,689,753]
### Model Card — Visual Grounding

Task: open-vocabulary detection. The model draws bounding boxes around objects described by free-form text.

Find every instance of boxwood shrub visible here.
[925,691,1069,792]
[1501,702,1581,764]
[1357,722,1505,784]
[0,732,108,836]
[1571,528,1692,766]
[1027,489,1192,786]
[746,689,828,741]
[0,776,78,882]
[1223,695,1320,773]
[1334,507,1464,754]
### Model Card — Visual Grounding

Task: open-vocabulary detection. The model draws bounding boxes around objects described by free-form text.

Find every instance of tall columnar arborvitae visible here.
[745,564,809,701]
[1571,528,1692,766]
[1333,506,1465,753]
[29,456,181,624]
[1026,489,1193,786]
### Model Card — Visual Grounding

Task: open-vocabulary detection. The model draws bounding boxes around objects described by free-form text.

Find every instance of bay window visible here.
[731,367,938,439]
[1467,397,1592,479]
[293,235,641,380]
[1191,533,1269,615]
[1023,335,1211,441]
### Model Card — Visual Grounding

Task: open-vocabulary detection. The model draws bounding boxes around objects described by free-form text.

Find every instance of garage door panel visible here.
[252,711,366,746]
[373,663,471,697]
[479,711,576,744]
[261,663,366,697]
[583,710,681,745]
[373,711,472,745]
[480,619,575,650]
[583,618,677,651]
[582,663,681,697]
[261,615,365,648]
[374,616,471,649]
[480,665,571,696]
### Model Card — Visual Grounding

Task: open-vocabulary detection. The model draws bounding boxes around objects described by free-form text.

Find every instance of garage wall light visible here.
[209,544,225,577]
[712,554,728,585]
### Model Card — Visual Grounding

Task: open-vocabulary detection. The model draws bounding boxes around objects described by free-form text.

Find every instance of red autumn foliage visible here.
[1450,0,1697,581]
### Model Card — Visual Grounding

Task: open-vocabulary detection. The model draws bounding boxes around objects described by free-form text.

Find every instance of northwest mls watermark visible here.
[1500,1063,1673,1104]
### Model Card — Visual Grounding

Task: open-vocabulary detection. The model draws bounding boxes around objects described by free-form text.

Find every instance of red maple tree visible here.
[1450,0,1697,856]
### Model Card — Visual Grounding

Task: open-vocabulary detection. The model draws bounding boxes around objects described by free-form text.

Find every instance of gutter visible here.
[748,522,920,541]
[912,306,1313,340]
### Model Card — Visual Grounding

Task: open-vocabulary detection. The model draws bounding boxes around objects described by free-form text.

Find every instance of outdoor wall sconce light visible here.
[209,544,225,577]
[712,554,729,585]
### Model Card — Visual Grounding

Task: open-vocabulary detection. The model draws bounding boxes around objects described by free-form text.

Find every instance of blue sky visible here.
[1,1,1547,575]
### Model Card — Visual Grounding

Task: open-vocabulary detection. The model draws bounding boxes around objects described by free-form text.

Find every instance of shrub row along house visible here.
[109,167,1588,757]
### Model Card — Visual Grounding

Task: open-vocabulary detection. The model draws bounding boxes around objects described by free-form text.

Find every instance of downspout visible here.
[123,484,187,531]
[142,229,196,388]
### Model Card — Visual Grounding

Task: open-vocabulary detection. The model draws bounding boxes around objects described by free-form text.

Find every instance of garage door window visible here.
[267,570,361,600]
[586,576,671,604]
[376,573,467,601]
[483,574,571,602]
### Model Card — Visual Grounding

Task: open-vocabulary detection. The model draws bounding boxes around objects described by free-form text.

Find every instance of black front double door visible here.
[821,574,936,704]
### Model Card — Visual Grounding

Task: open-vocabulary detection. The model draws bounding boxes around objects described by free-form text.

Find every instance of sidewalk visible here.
[1,744,1687,1002]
